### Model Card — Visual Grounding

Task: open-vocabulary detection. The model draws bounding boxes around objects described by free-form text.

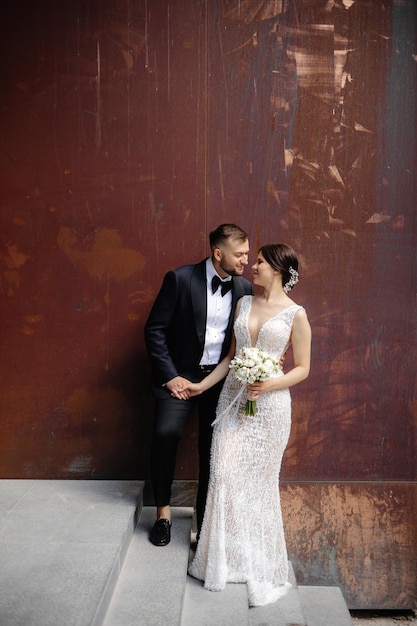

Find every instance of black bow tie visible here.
[212,275,232,296]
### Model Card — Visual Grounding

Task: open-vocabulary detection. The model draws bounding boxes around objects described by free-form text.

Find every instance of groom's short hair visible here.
[209,224,248,249]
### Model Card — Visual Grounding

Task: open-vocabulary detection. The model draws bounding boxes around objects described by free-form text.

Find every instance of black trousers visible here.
[150,376,224,534]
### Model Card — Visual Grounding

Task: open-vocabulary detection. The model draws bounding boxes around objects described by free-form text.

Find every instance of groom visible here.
[145,223,253,546]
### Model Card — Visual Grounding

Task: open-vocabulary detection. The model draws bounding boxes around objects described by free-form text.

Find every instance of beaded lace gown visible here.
[188,295,303,607]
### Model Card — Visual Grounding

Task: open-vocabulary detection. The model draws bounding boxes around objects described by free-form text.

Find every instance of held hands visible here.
[167,376,192,400]
[182,382,203,398]
[167,377,203,400]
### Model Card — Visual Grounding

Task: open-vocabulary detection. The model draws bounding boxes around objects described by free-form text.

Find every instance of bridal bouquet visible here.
[229,346,281,416]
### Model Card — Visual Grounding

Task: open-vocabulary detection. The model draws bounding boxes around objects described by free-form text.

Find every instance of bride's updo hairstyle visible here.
[259,243,299,292]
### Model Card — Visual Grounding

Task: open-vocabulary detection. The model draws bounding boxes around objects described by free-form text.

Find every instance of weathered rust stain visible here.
[24,314,44,324]
[281,483,417,609]
[20,326,35,336]
[1,244,29,295]
[58,385,139,475]
[4,244,28,269]
[2,270,20,295]
[19,314,45,336]
[127,288,155,304]
[57,227,145,282]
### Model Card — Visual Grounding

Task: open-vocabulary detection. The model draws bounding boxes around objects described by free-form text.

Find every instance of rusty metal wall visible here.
[0,0,416,608]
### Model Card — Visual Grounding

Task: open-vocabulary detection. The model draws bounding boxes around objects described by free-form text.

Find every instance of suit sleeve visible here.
[144,271,179,385]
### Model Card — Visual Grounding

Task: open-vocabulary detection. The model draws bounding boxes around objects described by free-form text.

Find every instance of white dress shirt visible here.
[200,258,233,366]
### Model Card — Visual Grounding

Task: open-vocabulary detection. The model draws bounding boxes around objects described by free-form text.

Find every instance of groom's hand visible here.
[167,376,192,400]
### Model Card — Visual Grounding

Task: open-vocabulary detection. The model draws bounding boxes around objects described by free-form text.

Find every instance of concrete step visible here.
[0,481,353,626]
[181,567,250,626]
[0,479,143,626]
[181,561,307,626]
[249,564,307,626]
[101,505,352,626]
[298,585,353,626]
[103,506,193,626]
[181,547,353,626]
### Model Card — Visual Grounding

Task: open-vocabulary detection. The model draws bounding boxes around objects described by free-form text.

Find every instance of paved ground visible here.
[351,611,417,625]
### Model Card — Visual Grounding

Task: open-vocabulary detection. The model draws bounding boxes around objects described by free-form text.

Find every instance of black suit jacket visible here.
[144,259,253,398]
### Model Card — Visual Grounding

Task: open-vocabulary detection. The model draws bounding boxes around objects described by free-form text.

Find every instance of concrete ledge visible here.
[104,506,193,626]
[0,480,143,626]
[298,586,353,626]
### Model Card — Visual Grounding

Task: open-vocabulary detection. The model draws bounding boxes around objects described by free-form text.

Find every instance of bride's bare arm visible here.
[184,335,236,397]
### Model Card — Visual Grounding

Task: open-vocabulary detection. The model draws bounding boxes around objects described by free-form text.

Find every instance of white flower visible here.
[229,347,281,415]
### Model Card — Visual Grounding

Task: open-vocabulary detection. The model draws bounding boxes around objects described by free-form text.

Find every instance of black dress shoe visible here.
[150,518,171,546]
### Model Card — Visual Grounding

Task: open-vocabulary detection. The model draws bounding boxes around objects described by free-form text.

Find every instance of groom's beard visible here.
[219,260,245,277]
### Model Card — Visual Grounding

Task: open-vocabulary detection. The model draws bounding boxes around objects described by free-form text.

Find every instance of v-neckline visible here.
[247,298,297,348]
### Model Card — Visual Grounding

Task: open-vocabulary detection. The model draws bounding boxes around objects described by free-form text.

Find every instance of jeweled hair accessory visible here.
[283,266,299,293]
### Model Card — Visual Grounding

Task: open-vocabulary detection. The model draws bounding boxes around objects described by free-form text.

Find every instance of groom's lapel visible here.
[232,276,246,303]
[223,276,245,340]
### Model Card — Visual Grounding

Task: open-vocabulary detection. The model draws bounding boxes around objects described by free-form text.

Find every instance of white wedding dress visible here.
[188,295,303,606]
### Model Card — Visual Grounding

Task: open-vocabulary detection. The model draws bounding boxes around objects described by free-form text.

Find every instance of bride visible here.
[180,243,311,607]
